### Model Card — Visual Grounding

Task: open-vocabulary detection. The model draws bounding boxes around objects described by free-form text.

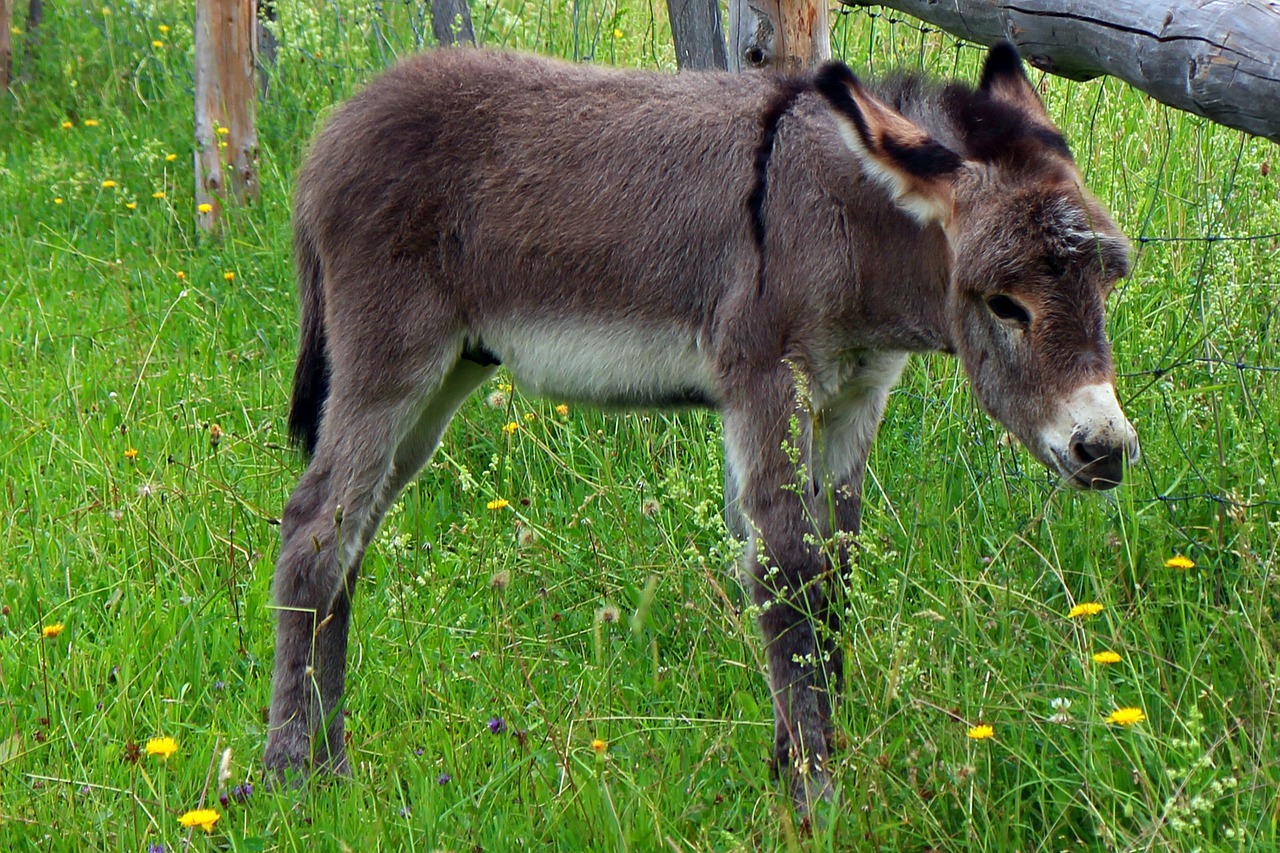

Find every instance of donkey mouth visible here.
[1052,449,1126,491]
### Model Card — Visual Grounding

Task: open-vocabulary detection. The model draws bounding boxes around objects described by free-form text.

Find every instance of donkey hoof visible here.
[790,770,837,824]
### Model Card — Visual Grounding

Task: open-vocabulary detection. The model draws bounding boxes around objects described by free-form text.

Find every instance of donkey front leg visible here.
[811,352,908,701]
[723,368,836,814]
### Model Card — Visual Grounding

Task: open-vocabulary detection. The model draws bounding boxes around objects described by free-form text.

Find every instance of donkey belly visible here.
[488,322,720,409]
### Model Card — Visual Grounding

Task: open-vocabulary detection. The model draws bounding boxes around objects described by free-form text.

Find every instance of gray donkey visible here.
[265,43,1139,814]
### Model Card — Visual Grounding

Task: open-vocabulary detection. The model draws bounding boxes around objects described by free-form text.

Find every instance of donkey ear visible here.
[814,62,963,229]
[978,41,1050,120]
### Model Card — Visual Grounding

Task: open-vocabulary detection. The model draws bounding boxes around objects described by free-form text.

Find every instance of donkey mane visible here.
[871,72,1073,166]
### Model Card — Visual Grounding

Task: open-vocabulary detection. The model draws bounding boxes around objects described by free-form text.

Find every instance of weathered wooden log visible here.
[729,0,830,71]
[195,0,259,232]
[668,0,728,70]
[844,0,1280,144]
[431,0,476,47]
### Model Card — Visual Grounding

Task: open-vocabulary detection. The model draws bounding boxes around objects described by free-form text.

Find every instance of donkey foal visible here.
[265,43,1139,815]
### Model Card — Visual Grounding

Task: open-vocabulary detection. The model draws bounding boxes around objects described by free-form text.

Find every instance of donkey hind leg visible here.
[310,357,499,768]
[264,350,482,779]
[722,367,835,815]
[812,353,906,706]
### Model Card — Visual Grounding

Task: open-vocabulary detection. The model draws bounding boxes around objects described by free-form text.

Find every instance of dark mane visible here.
[869,73,1073,165]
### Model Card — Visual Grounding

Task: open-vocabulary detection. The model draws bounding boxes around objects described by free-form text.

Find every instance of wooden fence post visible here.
[728,0,829,72]
[668,0,728,70]
[194,0,259,232]
[1,0,12,91]
[431,0,476,47]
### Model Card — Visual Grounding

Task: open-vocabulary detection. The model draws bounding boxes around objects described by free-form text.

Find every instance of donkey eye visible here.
[986,294,1032,326]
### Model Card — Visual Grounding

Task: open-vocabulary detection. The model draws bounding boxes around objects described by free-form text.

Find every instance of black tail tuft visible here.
[287,225,329,457]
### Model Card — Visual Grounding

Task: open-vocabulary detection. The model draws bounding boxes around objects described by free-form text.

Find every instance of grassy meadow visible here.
[2,0,1279,849]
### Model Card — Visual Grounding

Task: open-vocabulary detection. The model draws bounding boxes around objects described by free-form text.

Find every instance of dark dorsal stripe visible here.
[749,75,811,297]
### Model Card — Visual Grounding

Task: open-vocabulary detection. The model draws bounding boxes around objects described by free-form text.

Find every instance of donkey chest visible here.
[809,349,910,412]
[485,321,721,408]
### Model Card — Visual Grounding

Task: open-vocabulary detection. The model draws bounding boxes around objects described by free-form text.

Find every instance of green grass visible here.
[2,1,1278,850]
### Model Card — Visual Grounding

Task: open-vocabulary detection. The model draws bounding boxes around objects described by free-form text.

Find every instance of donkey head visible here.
[815,43,1139,489]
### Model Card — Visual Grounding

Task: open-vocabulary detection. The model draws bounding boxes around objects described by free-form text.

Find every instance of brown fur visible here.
[265,44,1137,816]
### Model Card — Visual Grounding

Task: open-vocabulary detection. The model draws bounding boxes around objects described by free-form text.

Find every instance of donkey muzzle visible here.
[1043,382,1140,490]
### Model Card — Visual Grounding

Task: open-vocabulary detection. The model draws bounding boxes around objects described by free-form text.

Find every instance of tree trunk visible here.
[844,0,1280,145]
[668,0,728,70]
[431,0,476,47]
[728,0,829,72]
[0,0,11,91]
[27,0,40,30]
[194,0,259,232]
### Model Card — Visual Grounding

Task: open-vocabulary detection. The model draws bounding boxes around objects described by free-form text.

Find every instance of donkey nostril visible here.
[1072,438,1104,466]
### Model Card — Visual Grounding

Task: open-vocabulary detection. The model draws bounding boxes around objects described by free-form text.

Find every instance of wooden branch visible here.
[668,0,728,70]
[729,0,830,72]
[846,0,1280,144]
[195,0,259,233]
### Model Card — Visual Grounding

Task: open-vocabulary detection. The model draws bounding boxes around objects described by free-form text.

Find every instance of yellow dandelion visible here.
[591,738,607,753]
[152,191,166,199]
[216,126,230,136]
[486,498,510,511]
[1165,555,1195,570]
[101,6,111,15]
[84,119,100,127]
[1092,650,1122,665]
[555,404,569,416]
[10,26,20,35]
[146,736,178,759]
[176,271,186,280]
[152,40,165,48]
[1105,707,1145,726]
[501,421,519,434]
[178,809,220,833]
[1067,601,1104,619]
[223,271,235,282]
[158,25,171,33]
[613,28,624,39]
[61,120,74,129]
[124,447,139,461]
[197,203,213,214]
[125,202,138,210]
[967,724,994,740]
[165,153,178,162]
[102,179,117,189]
[54,197,65,205]
[41,623,65,639]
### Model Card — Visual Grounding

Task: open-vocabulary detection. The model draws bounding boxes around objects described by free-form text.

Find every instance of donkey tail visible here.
[287,221,328,457]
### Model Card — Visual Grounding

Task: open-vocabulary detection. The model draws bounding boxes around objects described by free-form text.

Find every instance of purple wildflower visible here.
[148,845,165,853]
[487,716,506,735]
[436,772,452,785]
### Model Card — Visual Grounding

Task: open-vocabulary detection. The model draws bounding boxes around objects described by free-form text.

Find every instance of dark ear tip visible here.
[980,40,1026,88]
[814,61,858,99]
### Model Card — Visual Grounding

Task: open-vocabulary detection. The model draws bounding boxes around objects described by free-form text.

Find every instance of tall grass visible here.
[1,1,1277,849]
